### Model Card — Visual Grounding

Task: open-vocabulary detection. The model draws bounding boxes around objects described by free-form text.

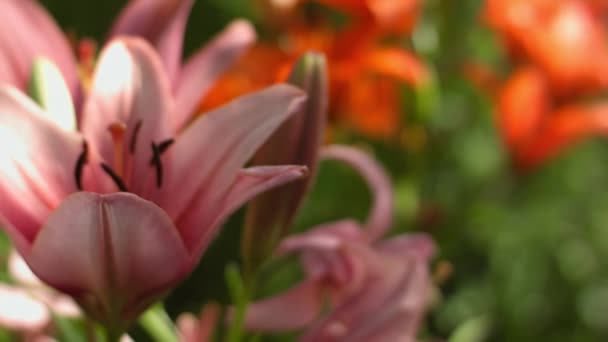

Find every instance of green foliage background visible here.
[0,0,607,341]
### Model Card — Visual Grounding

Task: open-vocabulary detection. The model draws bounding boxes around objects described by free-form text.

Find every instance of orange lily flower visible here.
[484,0,608,96]
[200,1,428,138]
[480,0,608,171]
[497,67,608,171]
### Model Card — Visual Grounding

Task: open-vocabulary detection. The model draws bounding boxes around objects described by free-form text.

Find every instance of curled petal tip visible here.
[321,145,394,240]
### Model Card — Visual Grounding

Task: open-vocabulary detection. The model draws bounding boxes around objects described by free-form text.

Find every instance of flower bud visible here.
[242,52,328,272]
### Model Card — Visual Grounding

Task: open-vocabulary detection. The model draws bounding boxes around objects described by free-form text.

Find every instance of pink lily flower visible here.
[0,0,255,124]
[0,36,307,330]
[243,145,436,341]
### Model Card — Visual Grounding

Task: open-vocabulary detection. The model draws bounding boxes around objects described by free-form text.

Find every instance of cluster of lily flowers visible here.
[0,0,436,341]
[471,0,608,171]
[200,0,429,139]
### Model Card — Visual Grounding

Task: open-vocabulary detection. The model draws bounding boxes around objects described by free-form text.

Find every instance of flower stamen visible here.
[129,120,142,154]
[150,142,164,188]
[100,163,129,192]
[148,138,175,165]
[73,141,89,190]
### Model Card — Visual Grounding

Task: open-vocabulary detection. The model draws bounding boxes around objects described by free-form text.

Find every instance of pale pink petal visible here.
[159,84,305,248]
[24,287,81,319]
[80,38,173,194]
[26,192,190,325]
[10,253,83,319]
[184,165,307,262]
[9,250,42,287]
[177,303,220,342]
[321,146,393,241]
[0,0,80,104]
[177,313,200,342]
[0,86,82,246]
[172,20,257,131]
[8,250,81,317]
[244,278,323,331]
[110,0,195,80]
[46,295,81,318]
[0,284,50,332]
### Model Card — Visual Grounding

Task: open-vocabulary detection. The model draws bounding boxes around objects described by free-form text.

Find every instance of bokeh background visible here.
[2,0,608,341]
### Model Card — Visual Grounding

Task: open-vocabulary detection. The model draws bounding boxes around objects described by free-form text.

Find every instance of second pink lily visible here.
[243,146,435,341]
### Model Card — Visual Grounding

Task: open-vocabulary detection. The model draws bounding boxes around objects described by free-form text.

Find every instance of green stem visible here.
[139,303,179,342]
[225,264,250,342]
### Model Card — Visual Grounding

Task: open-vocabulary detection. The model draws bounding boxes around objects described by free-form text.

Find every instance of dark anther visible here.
[157,139,175,154]
[100,163,129,192]
[74,141,89,190]
[129,120,142,154]
[149,138,175,165]
[150,142,164,188]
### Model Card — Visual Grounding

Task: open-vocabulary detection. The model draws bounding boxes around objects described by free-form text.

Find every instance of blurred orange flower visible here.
[484,0,608,96]
[498,67,608,170]
[199,0,428,138]
[480,0,608,171]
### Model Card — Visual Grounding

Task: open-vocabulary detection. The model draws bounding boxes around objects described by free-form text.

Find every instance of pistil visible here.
[108,122,127,178]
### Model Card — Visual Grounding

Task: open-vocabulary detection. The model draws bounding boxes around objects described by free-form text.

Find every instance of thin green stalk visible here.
[138,303,179,342]
[225,264,249,342]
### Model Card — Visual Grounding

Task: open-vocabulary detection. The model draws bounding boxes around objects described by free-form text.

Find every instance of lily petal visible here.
[160,84,306,247]
[364,48,429,86]
[0,0,80,104]
[0,86,82,245]
[280,220,369,291]
[517,103,608,170]
[180,165,308,261]
[81,38,173,193]
[172,20,257,132]
[26,192,190,329]
[9,250,43,287]
[177,303,220,342]
[0,284,50,332]
[497,67,550,151]
[301,236,433,342]
[321,146,393,241]
[244,278,323,331]
[110,0,195,80]
[29,58,77,132]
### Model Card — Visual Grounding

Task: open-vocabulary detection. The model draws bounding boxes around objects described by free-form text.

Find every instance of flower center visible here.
[73,120,174,192]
